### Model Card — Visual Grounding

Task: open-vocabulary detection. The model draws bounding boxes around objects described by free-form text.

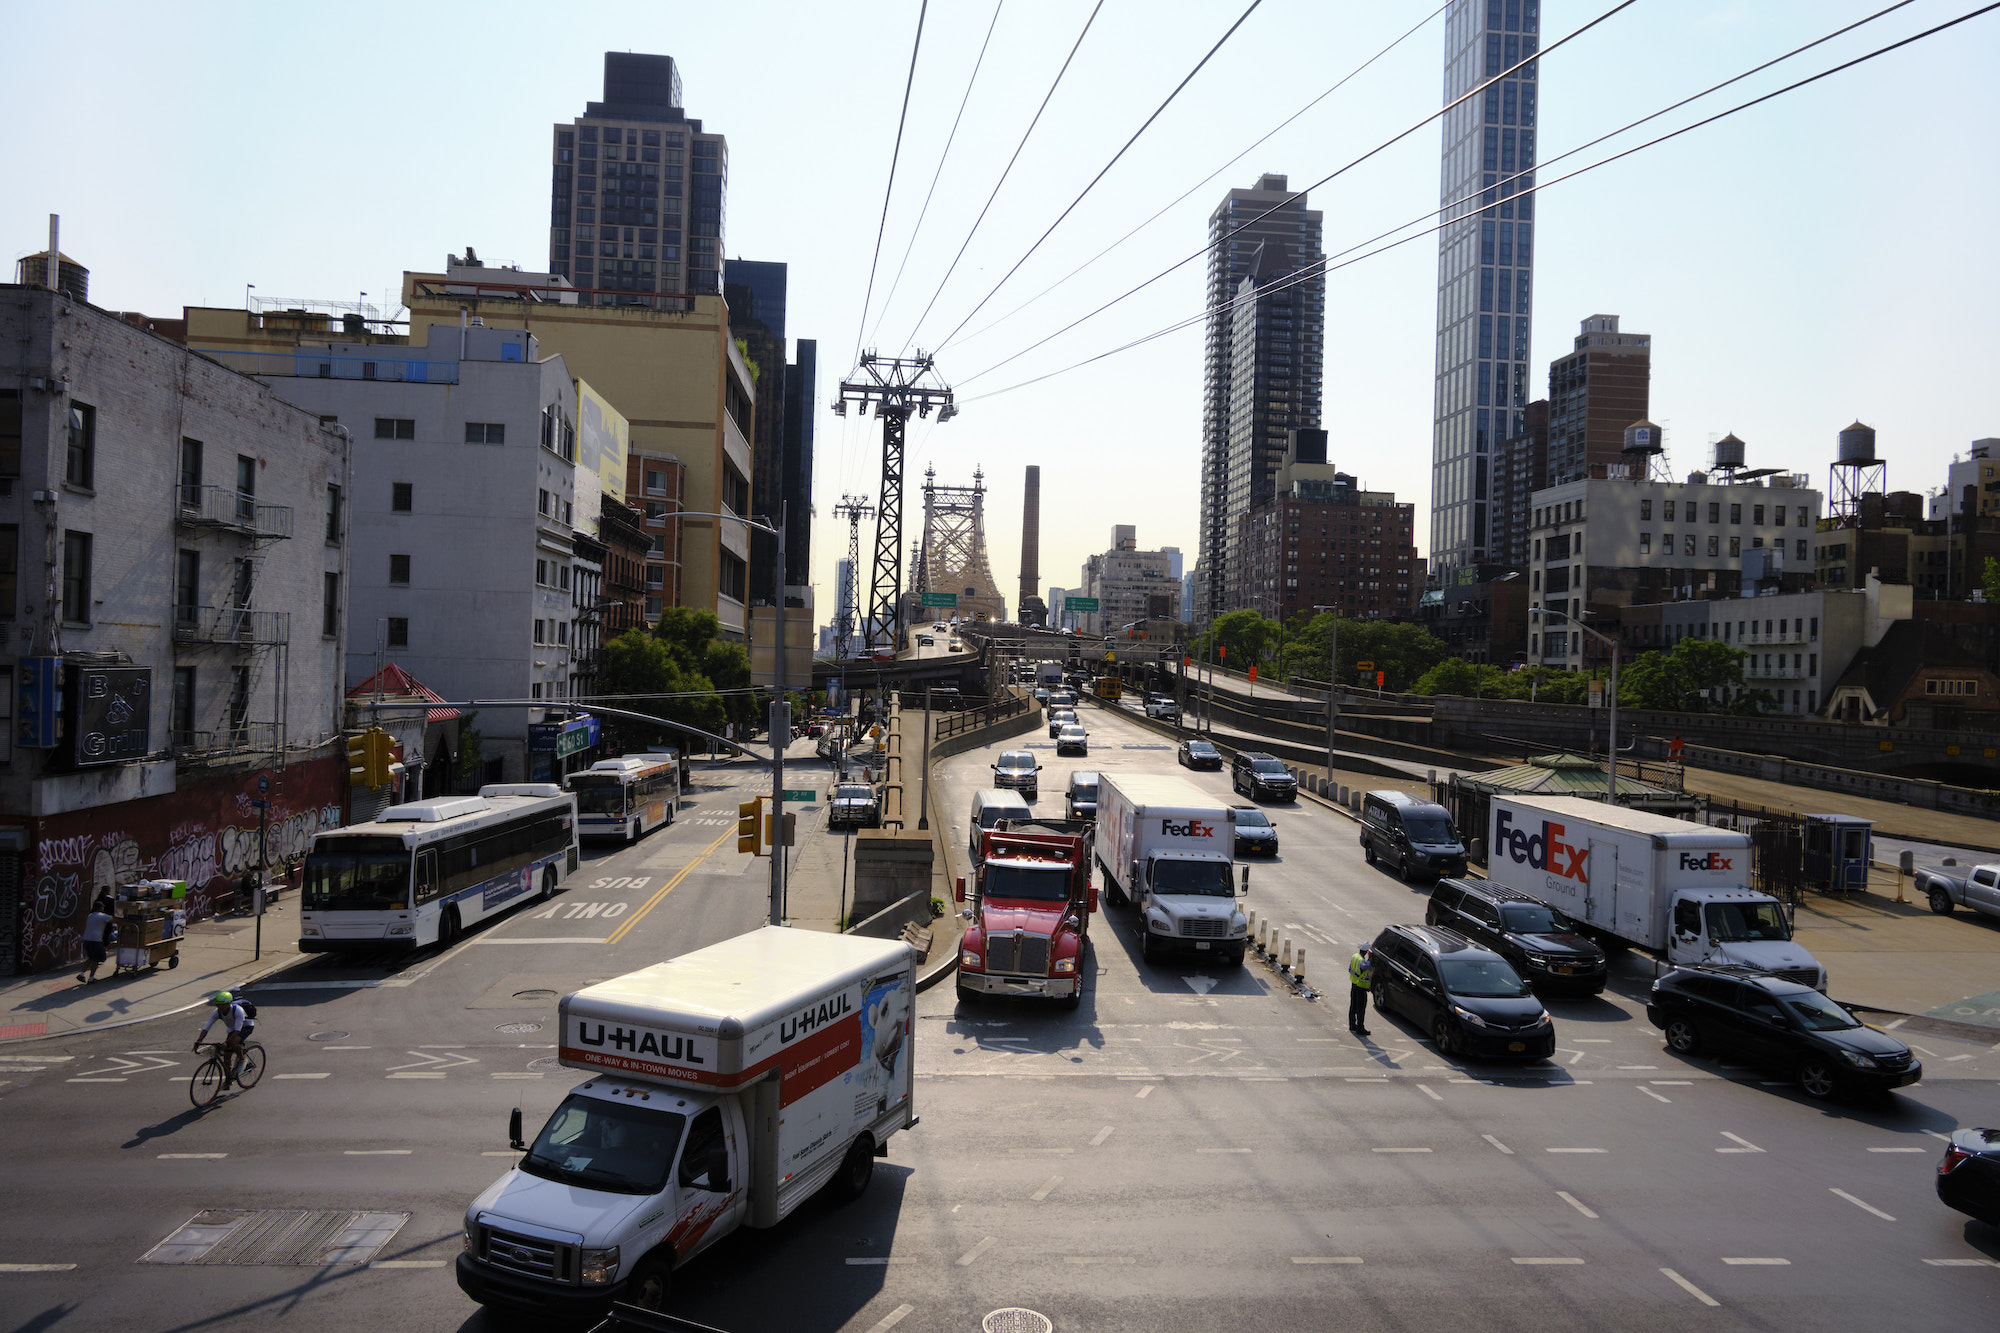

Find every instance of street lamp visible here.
[1311,604,1340,778]
[1528,605,1620,807]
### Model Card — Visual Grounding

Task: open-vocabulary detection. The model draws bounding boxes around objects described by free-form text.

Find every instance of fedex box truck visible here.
[458,927,917,1318]
[1097,772,1247,965]
[1485,795,1825,988]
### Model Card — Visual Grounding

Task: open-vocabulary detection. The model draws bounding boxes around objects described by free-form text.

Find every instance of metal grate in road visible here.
[141,1209,409,1266]
[983,1311,1054,1333]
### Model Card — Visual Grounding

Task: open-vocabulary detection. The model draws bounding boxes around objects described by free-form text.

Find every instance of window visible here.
[1776,505,1787,527]
[392,482,412,512]
[1753,504,1766,525]
[174,550,200,627]
[1639,498,1651,521]
[61,530,91,623]
[1664,533,1674,556]
[562,500,572,526]
[559,565,571,591]
[1729,536,1741,557]
[65,403,96,488]
[228,665,251,734]
[1639,533,1651,554]
[235,455,257,523]
[0,390,20,478]
[0,524,14,618]
[325,484,342,543]
[1809,616,1818,638]
[1709,502,1720,523]
[1797,538,1808,563]
[1797,506,1808,527]
[179,437,202,507]
[644,501,667,525]
[323,572,340,637]
[389,553,411,585]
[538,488,551,517]
[374,417,415,440]
[466,422,505,444]
[534,619,545,644]
[387,617,409,648]
[1663,500,1675,522]
[171,666,195,742]
[1730,503,1742,524]
[535,558,550,586]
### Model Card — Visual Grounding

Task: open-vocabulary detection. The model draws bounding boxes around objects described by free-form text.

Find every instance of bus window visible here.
[415,849,441,904]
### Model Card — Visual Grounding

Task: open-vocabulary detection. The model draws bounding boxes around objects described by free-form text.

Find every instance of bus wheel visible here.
[437,909,460,948]
[541,868,558,901]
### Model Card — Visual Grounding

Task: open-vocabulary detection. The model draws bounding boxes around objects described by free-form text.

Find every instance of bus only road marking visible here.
[603,829,735,947]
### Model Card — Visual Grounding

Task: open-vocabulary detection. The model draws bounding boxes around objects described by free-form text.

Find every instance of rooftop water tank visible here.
[1837,421,1876,463]
[1713,433,1746,470]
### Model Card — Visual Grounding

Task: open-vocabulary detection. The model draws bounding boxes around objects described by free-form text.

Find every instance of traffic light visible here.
[368,730,399,787]
[737,798,764,854]
[347,732,371,786]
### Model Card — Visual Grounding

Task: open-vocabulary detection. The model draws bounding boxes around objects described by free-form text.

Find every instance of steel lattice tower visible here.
[918,466,1006,623]
[830,494,875,658]
[832,352,956,649]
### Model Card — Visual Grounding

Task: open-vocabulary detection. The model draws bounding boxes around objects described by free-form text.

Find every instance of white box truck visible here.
[457,927,917,1318]
[1485,795,1826,988]
[1096,772,1248,965]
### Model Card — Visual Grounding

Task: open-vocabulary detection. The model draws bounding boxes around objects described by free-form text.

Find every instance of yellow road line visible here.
[603,828,734,946]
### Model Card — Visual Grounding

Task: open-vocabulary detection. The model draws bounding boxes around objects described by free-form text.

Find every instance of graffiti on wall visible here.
[14,757,347,974]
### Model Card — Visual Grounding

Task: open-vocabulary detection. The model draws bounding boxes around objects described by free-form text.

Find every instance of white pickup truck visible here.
[1917,861,2000,921]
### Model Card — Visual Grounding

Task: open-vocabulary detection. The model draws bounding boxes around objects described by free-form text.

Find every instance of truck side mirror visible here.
[1129,860,1141,889]
[954,876,966,903]
[1087,883,1099,915]
[1239,865,1251,897]
[508,1107,524,1151]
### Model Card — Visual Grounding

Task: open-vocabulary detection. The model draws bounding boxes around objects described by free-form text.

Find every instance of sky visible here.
[6,1,1996,631]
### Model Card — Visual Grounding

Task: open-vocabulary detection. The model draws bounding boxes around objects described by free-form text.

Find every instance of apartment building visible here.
[1236,431,1421,623]
[1077,529,1181,636]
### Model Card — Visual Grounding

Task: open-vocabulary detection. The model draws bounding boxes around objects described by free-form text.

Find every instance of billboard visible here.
[72,665,151,766]
[576,378,631,526]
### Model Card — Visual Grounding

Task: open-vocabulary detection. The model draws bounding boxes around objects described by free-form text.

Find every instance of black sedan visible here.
[1647,965,1921,1099]
[1229,806,1278,856]
[1177,739,1223,770]
[1937,1128,2000,1226]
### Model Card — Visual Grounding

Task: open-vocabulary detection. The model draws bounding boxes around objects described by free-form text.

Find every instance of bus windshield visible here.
[570,779,628,817]
[304,837,412,912]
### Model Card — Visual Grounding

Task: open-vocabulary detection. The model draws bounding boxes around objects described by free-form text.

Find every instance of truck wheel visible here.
[1228,948,1246,968]
[626,1253,672,1311]
[955,981,979,1006]
[1140,930,1158,963]
[1060,987,1082,1011]
[828,1135,876,1202]
[1664,1018,1702,1055]
[1928,887,1954,916]
[437,908,460,948]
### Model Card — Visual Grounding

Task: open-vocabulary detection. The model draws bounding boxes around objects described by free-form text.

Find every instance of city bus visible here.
[299,784,578,952]
[567,754,681,842]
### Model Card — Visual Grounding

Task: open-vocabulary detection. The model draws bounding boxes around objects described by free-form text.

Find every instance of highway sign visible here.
[1066,596,1100,611]
[921,591,958,608]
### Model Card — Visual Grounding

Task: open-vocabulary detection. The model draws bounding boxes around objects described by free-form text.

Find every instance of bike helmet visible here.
[211,990,234,1006]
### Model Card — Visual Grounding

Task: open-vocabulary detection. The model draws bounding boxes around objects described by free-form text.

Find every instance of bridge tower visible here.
[830,494,874,659]
[918,466,1007,624]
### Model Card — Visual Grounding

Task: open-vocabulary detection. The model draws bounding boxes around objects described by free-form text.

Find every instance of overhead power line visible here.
[850,0,932,371]
[965,0,2000,403]
[957,0,1641,388]
[900,0,1105,355]
[931,0,1267,355]
[868,0,1006,349]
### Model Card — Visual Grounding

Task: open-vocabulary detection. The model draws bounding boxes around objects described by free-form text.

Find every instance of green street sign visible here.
[921,591,958,608]
[1067,596,1100,611]
[782,789,817,803]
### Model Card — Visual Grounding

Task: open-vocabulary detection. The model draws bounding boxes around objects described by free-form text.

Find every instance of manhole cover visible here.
[527,1056,562,1072]
[983,1312,1053,1333]
[307,1031,350,1042]
[512,989,558,1000]
[497,1022,542,1034]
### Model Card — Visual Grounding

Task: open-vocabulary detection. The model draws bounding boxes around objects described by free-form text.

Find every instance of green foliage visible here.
[599,605,762,748]
[1617,637,1752,713]
[453,712,484,786]
[1280,615,1449,693]
[1193,609,1282,669]
[1984,557,2000,604]
[734,337,760,382]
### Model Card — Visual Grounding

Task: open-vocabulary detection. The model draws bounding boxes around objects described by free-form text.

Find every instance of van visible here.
[1066,771,1100,821]
[968,789,1033,863]
[1359,790,1466,882]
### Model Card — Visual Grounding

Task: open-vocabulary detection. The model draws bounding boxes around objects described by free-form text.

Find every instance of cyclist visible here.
[194,991,255,1089]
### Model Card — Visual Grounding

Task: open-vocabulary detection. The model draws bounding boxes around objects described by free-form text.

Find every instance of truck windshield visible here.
[303,838,411,912]
[519,1095,688,1196]
[984,865,1071,902]
[1405,817,1457,844]
[1438,958,1531,998]
[570,780,626,816]
[1501,904,1574,935]
[1072,784,1097,802]
[835,785,874,802]
[1704,901,1791,943]
[1781,990,1861,1032]
[1150,859,1234,897]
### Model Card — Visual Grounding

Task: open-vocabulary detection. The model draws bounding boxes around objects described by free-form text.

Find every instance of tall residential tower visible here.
[1429,0,1541,583]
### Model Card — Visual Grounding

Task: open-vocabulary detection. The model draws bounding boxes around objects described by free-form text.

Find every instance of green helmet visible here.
[211,991,234,1006]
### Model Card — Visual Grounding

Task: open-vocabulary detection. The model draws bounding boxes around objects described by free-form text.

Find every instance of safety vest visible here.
[1348,952,1371,989]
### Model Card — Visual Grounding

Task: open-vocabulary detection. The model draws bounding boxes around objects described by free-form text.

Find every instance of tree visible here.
[1985,556,2000,604]
[1196,609,1281,671]
[1618,638,1751,713]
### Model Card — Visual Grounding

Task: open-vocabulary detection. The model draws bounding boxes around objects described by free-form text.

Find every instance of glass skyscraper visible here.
[1429,0,1540,582]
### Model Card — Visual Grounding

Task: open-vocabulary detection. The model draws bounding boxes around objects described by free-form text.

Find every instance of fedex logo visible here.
[1494,809,1588,883]
[1161,818,1216,839]
[1679,850,1733,872]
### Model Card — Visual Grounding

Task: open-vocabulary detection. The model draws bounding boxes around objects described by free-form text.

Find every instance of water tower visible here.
[1711,432,1747,481]
[1621,419,1668,481]
[1828,421,1885,526]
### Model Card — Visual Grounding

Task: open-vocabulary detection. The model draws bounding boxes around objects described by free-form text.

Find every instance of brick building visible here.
[1237,431,1421,623]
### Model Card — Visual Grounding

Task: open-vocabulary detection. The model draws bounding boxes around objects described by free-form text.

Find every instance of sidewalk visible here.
[0,900,303,1044]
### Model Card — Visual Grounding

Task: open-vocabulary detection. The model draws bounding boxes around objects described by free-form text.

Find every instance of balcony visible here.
[173,605,291,647]
[1740,630,1807,646]
[172,721,281,759]
[177,485,294,540]
[1745,662,1808,680]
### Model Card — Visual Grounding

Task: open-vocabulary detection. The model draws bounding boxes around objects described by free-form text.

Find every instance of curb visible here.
[0,946,309,1047]
[914,948,960,994]
[1843,1004,2000,1047]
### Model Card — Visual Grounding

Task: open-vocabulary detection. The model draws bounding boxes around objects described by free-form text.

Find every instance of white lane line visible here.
[480,1151,517,1157]
[1031,1175,1062,1202]
[0,1263,77,1272]
[370,1259,447,1269]
[1064,1256,1135,1264]
[157,1153,227,1159]
[1830,1188,1896,1221]
[1417,1084,1443,1102]
[1545,1148,1606,1154]
[1650,1080,1693,1085]
[491,1072,544,1080]
[1661,1267,1720,1307]
[1482,1134,1514,1155]
[66,1078,126,1084]
[386,1072,446,1079]
[1296,1038,1339,1043]
[1135,1084,1155,1099]
[1292,1256,1363,1264]
[1006,1147,1073,1155]
[323,1046,372,1050]
[1344,1077,1389,1083]
[1197,1148,1252,1154]
[1512,1257,1585,1265]
[275,1073,331,1080]
[1556,1191,1598,1219]
[1924,1258,2000,1267]
[1867,1147,1926,1153]
[1718,1132,1764,1154]
[1639,1087,1671,1103]
[1721,1257,1790,1266]
[1090,1125,1115,1146]
[956,1236,996,1267]
[1572,1038,1611,1043]
[846,1258,916,1266]
[865,1303,916,1333]
[0,1055,71,1062]
[345,1149,413,1156]
[1372,1147,1431,1154]
[1616,1065,1658,1070]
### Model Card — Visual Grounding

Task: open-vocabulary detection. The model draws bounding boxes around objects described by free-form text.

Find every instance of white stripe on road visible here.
[1546,1148,1605,1154]
[1135,1084,1155,1098]
[1924,1258,2000,1267]
[1557,1191,1598,1219]
[67,1078,126,1083]
[1064,1256,1134,1264]
[1482,1134,1514,1154]
[0,1263,77,1272]
[1512,1257,1585,1265]
[345,1149,413,1156]
[1031,1176,1062,1202]
[1292,1256,1363,1264]
[1372,1147,1431,1154]
[865,1304,915,1333]
[158,1153,227,1159]
[370,1260,447,1269]
[1639,1087,1671,1103]
[1722,1257,1790,1265]
[1661,1267,1720,1306]
[1196,1148,1251,1153]
[386,1072,446,1079]
[956,1236,995,1266]
[1417,1084,1443,1102]
[1718,1132,1764,1153]
[1868,1146,1926,1153]
[1830,1188,1895,1221]
[1091,1125,1115,1146]
[491,1073,544,1080]
[275,1073,330,1080]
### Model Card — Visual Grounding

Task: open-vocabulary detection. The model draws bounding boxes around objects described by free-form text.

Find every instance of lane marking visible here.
[1661,1267,1720,1307]
[1650,1080,1693,1086]
[0,1264,77,1272]
[1031,1175,1062,1202]
[1718,1132,1764,1154]
[604,827,734,946]
[158,1153,227,1159]
[370,1260,447,1269]
[66,1078,126,1083]
[1556,1191,1598,1219]
[956,1236,996,1267]
[345,1149,413,1156]
[1417,1084,1443,1102]
[1924,1258,2000,1267]
[275,1073,330,1080]
[323,1046,371,1050]
[1545,1148,1605,1154]
[1830,1188,1895,1221]
[1868,1147,1925,1153]
[1512,1257,1585,1265]
[1292,1256,1363,1264]
[1722,1257,1790,1265]
[1372,1147,1431,1154]
[1639,1087,1671,1103]
[1482,1135,1514,1155]
[865,1304,915,1333]
[1197,1148,1252,1154]
[845,1258,916,1266]
[1090,1125,1115,1146]
[1344,1077,1389,1083]
[1006,1147,1073,1155]
[1065,1256,1134,1264]
[480,1151,518,1157]
[1135,1085,1155,1099]
[492,1072,544,1080]
[387,1072,446,1080]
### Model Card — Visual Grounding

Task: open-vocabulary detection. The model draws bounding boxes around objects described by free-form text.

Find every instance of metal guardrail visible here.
[172,605,291,646]
[176,484,295,539]
[935,691,1032,743]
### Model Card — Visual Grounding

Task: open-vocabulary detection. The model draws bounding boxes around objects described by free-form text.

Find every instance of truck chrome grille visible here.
[988,931,1051,976]
[480,1225,574,1285]
[1181,917,1229,938]
[1772,968,1819,987]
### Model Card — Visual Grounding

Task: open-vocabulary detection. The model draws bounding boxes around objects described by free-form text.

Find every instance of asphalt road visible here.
[4,704,1996,1333]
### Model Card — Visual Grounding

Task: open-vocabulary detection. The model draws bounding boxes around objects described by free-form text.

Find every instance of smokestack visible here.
[1019,465,1042,626]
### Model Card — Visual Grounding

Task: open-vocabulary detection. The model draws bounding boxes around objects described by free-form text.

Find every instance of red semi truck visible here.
[954,820,1096,1008]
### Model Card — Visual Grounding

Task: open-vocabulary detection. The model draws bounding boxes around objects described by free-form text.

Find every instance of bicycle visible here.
[189,1039,265,1108]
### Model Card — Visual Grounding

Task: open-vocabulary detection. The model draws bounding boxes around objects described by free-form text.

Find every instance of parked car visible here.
[1178,738,1223,770]
[1646,964,1922,1099]
[827,783,881,830]
[1359,789,1467,882]
[990,750,1041,801]
[1425,879,1607,996]
[1066,770,1100,822]
[1228,805,1278,857]
[1048,708,1079,739]
[1936,1127,2000,1227]
[1369,923,1555,1061]
[1231,752,1298,802]
[1919,862,2000,922]
[1056,724,1088,757]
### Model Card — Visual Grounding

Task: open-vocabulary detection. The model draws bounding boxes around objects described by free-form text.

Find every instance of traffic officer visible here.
[1347,944,1373,1036]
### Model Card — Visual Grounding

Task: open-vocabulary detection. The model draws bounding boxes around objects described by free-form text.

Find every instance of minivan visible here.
[1369,923,1555,1061]
[1425,879,1607,996]
[1359,790,1466,882]
[1066,771,1100,822]
[968,789,1033,863]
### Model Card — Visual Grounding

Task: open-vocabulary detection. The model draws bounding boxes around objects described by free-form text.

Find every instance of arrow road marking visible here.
[1717,1132,1764,1154]
[386,1051,480,1073]
[1183,976,1217,995]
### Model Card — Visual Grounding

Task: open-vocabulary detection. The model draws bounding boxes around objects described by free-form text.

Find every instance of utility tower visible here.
[833,351,956,650]
[830,494,874,659]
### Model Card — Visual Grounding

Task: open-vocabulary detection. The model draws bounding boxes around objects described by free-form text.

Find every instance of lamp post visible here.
[1529,606,1619,807]
[1312,604,1340,779]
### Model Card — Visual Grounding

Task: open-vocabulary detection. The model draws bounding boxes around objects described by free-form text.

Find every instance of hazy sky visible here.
[6,1,1995,627]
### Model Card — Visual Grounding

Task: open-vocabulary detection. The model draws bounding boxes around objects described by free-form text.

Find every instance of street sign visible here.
[1066,596,1100,612]
[782,789,817,803]
[1376,671,1386,689]
[921,591,958,608]
[1356,660,1375,671]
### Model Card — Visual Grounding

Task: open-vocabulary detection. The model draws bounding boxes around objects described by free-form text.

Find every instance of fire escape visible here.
[171,478,294,764]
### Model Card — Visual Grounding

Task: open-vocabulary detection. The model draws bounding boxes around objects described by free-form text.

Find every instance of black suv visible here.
[1426,879,1607,997]
[1368,923,1555,1061]
[1359,790,1466,882]
[1646,965,1922,1100]
[1231,752,1298,802]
